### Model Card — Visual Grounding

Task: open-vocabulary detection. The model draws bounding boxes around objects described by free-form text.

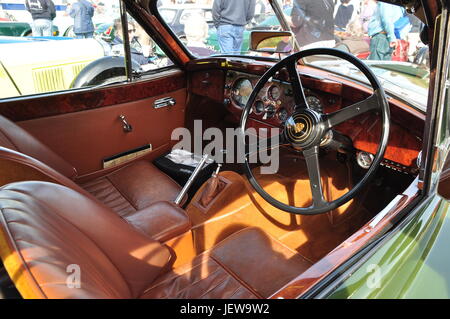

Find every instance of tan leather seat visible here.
[79,161,183,217]
[0,182,310,299]
[0,115,182,217]
[142,227,312,299]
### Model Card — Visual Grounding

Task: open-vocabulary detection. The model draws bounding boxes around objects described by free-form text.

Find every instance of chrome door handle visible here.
[154,97,176,109]
[119,115,133,133]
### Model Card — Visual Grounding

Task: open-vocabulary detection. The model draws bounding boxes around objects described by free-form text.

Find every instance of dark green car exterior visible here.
[328,194,450,298]
[0,21,59,36]
[322,52,450,299]
[0,21,33,36]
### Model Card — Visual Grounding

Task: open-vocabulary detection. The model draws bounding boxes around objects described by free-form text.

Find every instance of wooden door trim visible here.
[0,69,186,122]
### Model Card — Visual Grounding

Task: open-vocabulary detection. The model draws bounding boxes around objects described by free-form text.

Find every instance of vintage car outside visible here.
[0,0,72,36]
[0,25,168,98]
[0,0,448,303]
[0,20,59,36]
[0,36,105,98]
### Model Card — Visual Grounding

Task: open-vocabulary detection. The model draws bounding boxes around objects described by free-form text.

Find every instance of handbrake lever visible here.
[174,154,210,206]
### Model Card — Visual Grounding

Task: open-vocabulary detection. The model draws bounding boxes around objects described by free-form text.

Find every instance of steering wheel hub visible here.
[284,110,321,149]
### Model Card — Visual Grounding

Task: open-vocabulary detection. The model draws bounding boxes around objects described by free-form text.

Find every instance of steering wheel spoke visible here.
[324,91,380,129]
[245,131,287,158]
[287,60,309,110]
[303,146,327,208]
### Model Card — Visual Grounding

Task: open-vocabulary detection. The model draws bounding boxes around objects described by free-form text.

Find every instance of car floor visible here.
[185,147,414,265]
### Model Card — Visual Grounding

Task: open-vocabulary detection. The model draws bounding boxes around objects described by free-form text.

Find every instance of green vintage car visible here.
[0,20,59,36]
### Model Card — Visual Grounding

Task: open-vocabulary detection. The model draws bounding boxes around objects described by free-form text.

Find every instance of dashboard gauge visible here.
[278,108,288,122]
[306,95,323,113]
[268,85,281,100]
[231,78,253,107]
[285,88,294,97]
[254,100,265,114]
[357,151,374,169]
[265,105,276,119]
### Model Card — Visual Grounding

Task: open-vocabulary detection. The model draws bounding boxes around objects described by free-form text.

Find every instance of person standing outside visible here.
[25,0,56,36]
[254,0,267,24]
[67,0,95,39]
[212,0,256,54]
[184,12,215,57]
[283,0,293,10]
[290,0,335,50]
[367,1,405,60]
[360,0,376,33]
[334,0,354,31]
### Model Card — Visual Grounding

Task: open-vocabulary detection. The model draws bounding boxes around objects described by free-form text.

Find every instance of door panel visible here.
[1,70,185,122]
[16,75,186,176]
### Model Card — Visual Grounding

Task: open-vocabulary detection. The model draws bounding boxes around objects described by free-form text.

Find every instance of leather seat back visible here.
[0,181,172,299]
[0,116,77,179]
[0,146,94,199]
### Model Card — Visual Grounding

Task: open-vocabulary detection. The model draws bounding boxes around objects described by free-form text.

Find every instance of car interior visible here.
[0,0,430,299]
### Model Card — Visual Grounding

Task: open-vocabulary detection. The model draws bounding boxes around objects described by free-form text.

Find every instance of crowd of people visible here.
[183,0,422,62]
[24,0,108,38]
[24,0,56,36]
[23,0,423,63]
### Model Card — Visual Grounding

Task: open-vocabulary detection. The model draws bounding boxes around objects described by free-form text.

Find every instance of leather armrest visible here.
[124,201,191,242]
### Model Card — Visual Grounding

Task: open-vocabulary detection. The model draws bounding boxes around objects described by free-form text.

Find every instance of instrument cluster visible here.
[225,70,325,125]
[218,68,421,172]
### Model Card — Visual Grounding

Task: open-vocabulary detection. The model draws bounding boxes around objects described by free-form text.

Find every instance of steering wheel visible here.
[240,48,390,215]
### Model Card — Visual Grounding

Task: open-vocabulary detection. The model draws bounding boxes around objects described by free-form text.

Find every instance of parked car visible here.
[0,36,104,98]
[0,20,59,36]
[0,0,449,302]
[0,29,170,99]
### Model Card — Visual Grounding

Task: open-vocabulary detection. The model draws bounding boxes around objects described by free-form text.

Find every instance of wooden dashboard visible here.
[187,58,425,173]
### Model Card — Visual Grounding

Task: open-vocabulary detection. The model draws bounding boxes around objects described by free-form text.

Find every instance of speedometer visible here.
[232,78,253,107]
[306,96,323,113]
[268,85,281,100]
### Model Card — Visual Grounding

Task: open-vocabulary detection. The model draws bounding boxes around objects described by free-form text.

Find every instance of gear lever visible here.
[199,163,224,208]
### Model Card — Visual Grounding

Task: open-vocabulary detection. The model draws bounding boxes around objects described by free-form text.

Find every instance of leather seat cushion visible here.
[210,227,312,298]
[142,228,312,299]
[125,201,191,242]
[141,253,258,299]
[0,182,172,299]
[80,161,182,217]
